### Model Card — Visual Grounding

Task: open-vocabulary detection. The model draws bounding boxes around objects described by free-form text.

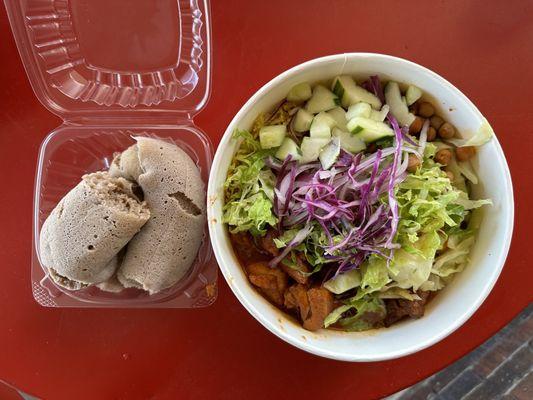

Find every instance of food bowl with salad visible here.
[207,53,513,361]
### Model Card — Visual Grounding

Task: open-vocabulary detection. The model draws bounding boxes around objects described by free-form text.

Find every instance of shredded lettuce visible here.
[354,256,391,299]
[443,159,466,194]
[432,230,477,277]
[272,223,332,267]
[457,160,478,184]
[389,231,440,290]
[302,225,335,268]
[320,139,491,300]
[223,129,278,236]
[324,294,386,330]
[388,148,490,291]
[341,144,491,296]
[446,119,494,147]
[454,191,492,210]
[324,305,352,328]
[273,228,300,248]
[388,138,494,291]
[419,273,447,291]
[272,224,329,276]
[378,287,422,301]
[395,162,463,246]
[326,256,392,302]
[324,269,362,294]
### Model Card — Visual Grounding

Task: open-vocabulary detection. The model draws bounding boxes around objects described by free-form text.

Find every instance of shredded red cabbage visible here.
[369,75,386,104]
[268,76,415,273]
[269,142,408,271]
[269,224,313,267]
[384,115,403,250]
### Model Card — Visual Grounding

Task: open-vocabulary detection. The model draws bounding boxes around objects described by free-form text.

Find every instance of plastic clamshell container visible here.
[5,0,217,308]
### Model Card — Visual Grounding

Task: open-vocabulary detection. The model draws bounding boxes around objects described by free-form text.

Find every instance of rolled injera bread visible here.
[115,138,206,294]
[95,252,126,293]
[39,172,150,290]
[96,269,125,293]
[109,144,143,182]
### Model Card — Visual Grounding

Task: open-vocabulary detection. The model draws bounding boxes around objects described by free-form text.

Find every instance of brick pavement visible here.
[389,304,532,400]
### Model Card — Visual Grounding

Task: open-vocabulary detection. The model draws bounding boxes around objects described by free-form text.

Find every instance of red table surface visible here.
[0,1,531,399]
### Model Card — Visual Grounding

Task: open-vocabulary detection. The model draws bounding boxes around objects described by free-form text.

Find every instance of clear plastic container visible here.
[5,0,216,308]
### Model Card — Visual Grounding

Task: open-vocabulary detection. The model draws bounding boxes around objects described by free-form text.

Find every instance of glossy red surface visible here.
[0,1,531,399]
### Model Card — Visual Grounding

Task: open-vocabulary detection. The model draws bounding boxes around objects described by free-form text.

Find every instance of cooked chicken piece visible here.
[284,284,334,331]
[247,262,288,306]
[280,253,310,285]
[384,291,431,326]
[257,230,279,256]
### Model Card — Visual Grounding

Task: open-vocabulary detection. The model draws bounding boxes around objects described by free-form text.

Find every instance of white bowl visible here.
[207,53,514,361]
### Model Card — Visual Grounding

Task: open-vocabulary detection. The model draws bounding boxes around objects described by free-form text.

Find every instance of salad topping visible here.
[223,75,492,331]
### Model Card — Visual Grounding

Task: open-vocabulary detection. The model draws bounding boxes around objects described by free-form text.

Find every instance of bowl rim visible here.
[207,52,514,361]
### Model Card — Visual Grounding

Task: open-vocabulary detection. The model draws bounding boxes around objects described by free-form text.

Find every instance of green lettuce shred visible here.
[324,293,386,331]
[446,119,494,147]
[324,141,492,328]
[222,129,277,236]
[323,269,362,294]
[273,223,333,276]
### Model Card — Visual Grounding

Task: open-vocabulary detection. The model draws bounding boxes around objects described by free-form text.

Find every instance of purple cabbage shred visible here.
[268,75,414,274]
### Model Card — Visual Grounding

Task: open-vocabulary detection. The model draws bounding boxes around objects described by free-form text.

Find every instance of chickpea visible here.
[435,149,453,165]
[418,102,435,118]
[407,154,421,173]
[430,115,444,130]
[427,126,437,142]
[455,146,476,161]
[409,116,424,135]
[445,170,454,181]
[438,122,456,139]
[409,102,419,115]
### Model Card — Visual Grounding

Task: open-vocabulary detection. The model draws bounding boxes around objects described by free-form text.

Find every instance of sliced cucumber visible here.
[319,137,341,170]
[346,102,372,120]
[310,112,336,139]
[326,106,348,131]
[384,81,415,127]
[369,104,390,122]
[405,85,422,106]
[332,75,382,110]
[347,117,394,143]
[293,108,314,132]
[332,128,366,154]
[300,137,330,163]
[275,137,301,161]
[401,96,408,106]
[259,125,286,149]
[305,85,339,113]
[287,82,312,103]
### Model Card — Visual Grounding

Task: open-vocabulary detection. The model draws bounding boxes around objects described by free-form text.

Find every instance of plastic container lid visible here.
[6,0,211,119]
[5,0,216,308]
